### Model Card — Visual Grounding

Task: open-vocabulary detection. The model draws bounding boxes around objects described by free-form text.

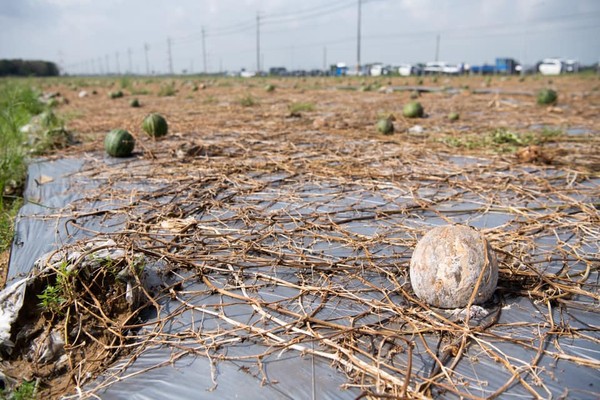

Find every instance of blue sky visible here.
[1,0,599,74]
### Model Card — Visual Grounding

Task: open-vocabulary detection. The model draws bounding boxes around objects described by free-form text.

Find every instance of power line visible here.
[262,0,351,19]
[61,4,599,75]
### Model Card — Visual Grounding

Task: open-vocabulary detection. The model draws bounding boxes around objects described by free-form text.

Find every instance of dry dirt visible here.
[49,74,599,170]
[2,74,599,399]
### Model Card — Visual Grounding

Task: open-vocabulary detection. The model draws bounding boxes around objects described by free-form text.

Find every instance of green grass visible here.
[0,379,37,400]
[158,81,177,97]
[119,76,132,90]
[442,127,562,153]
[239,94,258,107]
[0,80,59,256]
[288,102,315,114]
[203,95,218,105]
[37,260,75,315]
[0,81,44,199]
[130,87,152,96]
[0,198,22,254]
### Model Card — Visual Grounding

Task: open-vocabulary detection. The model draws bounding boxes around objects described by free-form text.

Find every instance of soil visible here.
[2,74,599,399]
[48,74,599,171]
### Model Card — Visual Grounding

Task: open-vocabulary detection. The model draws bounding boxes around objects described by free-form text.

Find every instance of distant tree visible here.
[0,59,59,77]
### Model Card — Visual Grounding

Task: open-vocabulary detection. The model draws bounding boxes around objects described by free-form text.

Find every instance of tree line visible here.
[0,59,60,77]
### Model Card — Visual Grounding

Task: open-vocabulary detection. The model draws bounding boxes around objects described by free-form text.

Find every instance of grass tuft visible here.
[288,102,315,114]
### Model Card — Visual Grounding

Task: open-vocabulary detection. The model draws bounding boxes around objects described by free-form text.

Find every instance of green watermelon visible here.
[105,129,135,157]
[376,118,394,135]
[537,88,557,105]
[142,113,168,137]
[403,101,424,118]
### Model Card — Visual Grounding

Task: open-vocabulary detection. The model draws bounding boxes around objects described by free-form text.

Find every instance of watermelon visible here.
[142,113,168,138]
[403,101,424,118]
[376,118,394,135]
[105,129,135,157]
[537,88,557,105]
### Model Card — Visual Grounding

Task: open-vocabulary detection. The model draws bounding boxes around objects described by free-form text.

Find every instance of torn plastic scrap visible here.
[0,278,28,356]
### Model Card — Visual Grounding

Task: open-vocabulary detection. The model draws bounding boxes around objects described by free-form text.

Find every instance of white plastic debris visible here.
[30,328,65,364]
[407,125,425,135]
[0,279,28,355]
[451,305,490,321]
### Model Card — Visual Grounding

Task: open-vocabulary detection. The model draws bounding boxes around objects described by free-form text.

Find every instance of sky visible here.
[1,0,599,75]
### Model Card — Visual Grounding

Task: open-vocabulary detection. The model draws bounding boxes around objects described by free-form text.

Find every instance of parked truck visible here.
[471,58,520,75]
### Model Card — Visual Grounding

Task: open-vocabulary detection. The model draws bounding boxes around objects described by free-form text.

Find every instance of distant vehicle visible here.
[538,58,564,75]
[424,62,461,75]
[470,64,495,75]
[240,70,257,78]
[495,58,519,74]
[331,62,348,76]
[346,67,368,76]
[269,67,288,76]
[369,64,389,76]
[470,58,519,75]
[564,60,580,73]
[398,64,422,76]
[515,64,537,75]
[309,69,325,76]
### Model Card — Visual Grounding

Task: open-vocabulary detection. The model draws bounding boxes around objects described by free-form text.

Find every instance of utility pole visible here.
[167,37,174,75]
[357,0,362,74]
[144,43,150,75]
[98,57,104,75]
[115,52,120,75]
[323,46,327,71]
[202,26,207,74]
[127,48,133,74]
[256,12,261,72]
[435,34,440,62]
[105,54,110,74]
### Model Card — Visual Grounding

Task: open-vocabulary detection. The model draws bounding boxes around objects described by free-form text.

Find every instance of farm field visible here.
[1,74,599,399]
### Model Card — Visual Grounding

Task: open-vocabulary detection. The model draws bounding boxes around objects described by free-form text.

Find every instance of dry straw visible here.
[8,124,600,399]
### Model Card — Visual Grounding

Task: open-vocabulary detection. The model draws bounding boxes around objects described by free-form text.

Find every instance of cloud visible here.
[0,0,598,72]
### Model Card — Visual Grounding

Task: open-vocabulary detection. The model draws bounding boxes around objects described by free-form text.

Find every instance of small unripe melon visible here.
[376,118,394,135]
[448,112,460,121]
[409,225,498,308]
[142,113,168,138]
[403,101,424,118]
[537,88,557,105]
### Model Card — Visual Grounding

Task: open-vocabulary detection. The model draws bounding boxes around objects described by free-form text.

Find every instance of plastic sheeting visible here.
[7,154,600,399]
[8,157,362,398]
